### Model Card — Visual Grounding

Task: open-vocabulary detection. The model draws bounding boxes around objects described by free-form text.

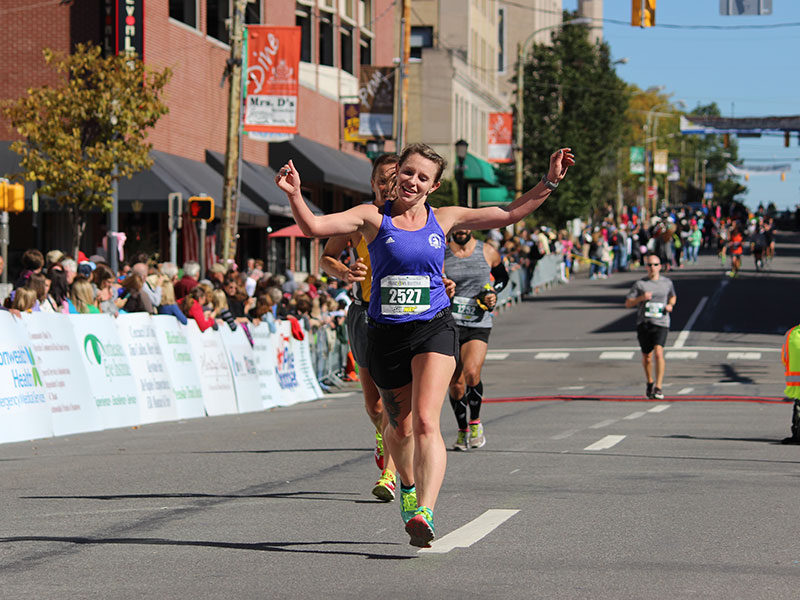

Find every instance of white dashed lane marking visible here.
[589,419,618,429]
[419,509,520,554]
[534,352,569,360]
[585,435,626,451]
[648,405,671,413]
[599,351,635,360]
[624,411,647,420]
[727,352,762,360]
[665,351,699,359]
[485,352,509,360]
[677,387,694,395]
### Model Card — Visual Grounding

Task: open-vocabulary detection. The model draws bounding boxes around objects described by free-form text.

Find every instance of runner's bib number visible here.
[644,301,665,319]
[380,275,431,315]
[451,295,483,323]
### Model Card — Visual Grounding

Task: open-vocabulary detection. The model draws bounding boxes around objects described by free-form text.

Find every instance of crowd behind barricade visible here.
[0,203,780,390]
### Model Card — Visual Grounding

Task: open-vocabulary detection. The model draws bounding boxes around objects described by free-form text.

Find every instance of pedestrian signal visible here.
[188,195,214,221]
[0,181,25,213]
[631,0,655,27]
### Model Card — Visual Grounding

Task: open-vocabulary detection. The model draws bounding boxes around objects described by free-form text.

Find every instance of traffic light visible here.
[0,181,25,213]
[188,195,214,221]
[632,0,655,28]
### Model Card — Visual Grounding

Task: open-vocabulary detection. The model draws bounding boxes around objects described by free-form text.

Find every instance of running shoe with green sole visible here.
[469,421,486,449]
[400,484,417,523]
[371,469,396,502]
[405,506,435,548]
[453,429,469,451]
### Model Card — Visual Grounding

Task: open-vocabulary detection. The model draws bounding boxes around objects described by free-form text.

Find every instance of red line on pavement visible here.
[485,395,787,404]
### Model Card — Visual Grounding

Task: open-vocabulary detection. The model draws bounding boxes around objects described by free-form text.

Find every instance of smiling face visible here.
[396,153,441,205]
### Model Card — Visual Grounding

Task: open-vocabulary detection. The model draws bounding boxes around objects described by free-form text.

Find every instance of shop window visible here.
[207,0,230,44]
[245,0,261,24]
[410,26,433,61]
[319,11,335,66]
[340,24,353,74]
[169,0,197,27]
[296,3,313,63]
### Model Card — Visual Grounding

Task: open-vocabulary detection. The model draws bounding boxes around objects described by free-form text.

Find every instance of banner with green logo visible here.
[0,311,52,443]
[151,315,206,420]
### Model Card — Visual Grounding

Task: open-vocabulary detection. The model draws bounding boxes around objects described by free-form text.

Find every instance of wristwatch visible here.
[541,175,558,191]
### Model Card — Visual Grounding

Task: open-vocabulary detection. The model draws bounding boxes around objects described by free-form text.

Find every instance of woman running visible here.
[276,143,573,547]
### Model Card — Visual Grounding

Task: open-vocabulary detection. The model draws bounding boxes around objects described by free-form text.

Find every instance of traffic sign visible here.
[188,195,214,222]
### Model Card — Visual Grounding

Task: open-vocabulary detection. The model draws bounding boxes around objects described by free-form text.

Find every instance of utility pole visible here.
[395,1,411,149]
[221,0,247,267]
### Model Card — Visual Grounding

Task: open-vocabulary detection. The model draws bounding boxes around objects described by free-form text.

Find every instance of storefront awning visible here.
[478,186,514,206]
[462,153,498,187]
[205,150,322,218]
[268,135,373,195]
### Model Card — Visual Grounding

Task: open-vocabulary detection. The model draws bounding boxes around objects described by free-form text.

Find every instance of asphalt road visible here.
[1,233,799,599]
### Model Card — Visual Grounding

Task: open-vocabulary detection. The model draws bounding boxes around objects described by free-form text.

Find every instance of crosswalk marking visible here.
[726,352,762,360]
[648,405,670,413]
[665,351,699,360]
[599,351,635,360]
[419,509,520,554]
[534,352,569,360]
[585,435,626,451]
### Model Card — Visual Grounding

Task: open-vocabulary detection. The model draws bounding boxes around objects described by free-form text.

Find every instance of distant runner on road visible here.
[625,252,677,400]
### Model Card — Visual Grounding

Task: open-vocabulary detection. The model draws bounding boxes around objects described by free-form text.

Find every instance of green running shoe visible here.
[400,484,417,524]
[371,469,396,502]
[453,429,469,451]
[405,506,435,548]
[469,421,486,449]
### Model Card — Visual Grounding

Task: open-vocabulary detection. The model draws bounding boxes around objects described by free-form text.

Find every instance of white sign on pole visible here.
[250,323,286,409]
[151,315,206,420]
[217,324,262,413]
[20,313,102,437]
[68,314,141,430]
[116,314,179,424]
[183,320,238,416]
[0,311,52,444]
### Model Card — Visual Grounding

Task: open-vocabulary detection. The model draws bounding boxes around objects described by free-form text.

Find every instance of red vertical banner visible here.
[488,113,513,163]
[244,26,301,134]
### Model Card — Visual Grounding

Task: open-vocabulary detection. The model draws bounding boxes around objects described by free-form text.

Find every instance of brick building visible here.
[0,0,396,277]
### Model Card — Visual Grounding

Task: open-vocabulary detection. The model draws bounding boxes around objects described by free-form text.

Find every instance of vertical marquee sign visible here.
[102,0,145,61]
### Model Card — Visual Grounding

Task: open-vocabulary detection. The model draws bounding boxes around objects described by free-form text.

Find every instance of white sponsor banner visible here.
[151,315,206,420]
[274,320,322,405]
[0,311,52,444]
[183,320,238,416]
[68,314,140,430]
[250,322,285,409]
[217,324,261,413]
[116,314,179,425]
[20,313,102,437]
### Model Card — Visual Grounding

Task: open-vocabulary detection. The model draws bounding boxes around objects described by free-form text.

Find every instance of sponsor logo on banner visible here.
[276,332,298,389]
[244,26,301,134]
[630,146,645,175]
[488,113,513,163]
[358,66,395,138]
[653,149,668,175]
[0,346,43,391]
[344,103,367,143]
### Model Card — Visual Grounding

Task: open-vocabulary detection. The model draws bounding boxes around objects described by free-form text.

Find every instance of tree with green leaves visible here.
[519,12,628,227]
[2,44,171,258]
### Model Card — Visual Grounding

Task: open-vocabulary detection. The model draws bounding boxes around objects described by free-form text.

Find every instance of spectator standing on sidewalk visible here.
[625,252,677,400]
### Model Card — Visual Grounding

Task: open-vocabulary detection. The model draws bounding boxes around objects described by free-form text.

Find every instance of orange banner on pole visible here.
[244,26,301,134]
[488,113,513,163]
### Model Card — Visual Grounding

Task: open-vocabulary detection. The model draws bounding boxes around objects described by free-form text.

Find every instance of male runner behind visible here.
[625,252,677,400]
[444,229,508,450]
[319,153,399,501]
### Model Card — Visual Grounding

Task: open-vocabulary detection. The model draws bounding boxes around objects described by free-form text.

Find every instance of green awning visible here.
[462,153,498,186]
[478,186,514,206]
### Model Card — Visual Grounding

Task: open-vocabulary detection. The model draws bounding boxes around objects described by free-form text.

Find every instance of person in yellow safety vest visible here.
[780,324,800,444]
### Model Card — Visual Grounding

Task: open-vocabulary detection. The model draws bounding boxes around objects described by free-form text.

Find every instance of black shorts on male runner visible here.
[456,325,491,346]
[636,322,669,354]
[367,310,459,390]
[345,301,370,368]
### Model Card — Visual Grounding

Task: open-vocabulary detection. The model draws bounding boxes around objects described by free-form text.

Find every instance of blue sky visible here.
[564,0,800,212]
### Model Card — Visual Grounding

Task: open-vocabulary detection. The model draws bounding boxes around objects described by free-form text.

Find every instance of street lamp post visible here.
[455,139,468,208]
[514,18,590,198]
[643,100,685,217]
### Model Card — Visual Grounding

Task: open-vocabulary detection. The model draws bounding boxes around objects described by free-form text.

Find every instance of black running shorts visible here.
[456,325,491,347]
[345,301,370,368]
[367,310,459,390]
[636,322,669,354]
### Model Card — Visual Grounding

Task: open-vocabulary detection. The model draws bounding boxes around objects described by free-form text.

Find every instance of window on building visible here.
[296,3,313,63]
[360,0,372,30]
[410,26,433,61]
[359,33,372,65]
[497,6,506,73]
[169,0,197,27]
[207,0,229,44]
[340,24,354,73]
[319,10,335,66]
[245,0,261,24]
[341,0,355,21]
